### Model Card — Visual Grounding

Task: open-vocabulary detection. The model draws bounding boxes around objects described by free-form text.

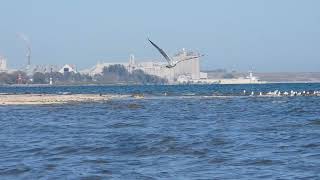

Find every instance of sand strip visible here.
[0,94,128,105]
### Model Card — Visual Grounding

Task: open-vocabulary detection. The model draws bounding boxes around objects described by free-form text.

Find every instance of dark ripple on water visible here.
[1,84,320,179]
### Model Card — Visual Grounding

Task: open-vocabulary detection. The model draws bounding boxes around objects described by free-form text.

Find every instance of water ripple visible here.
[0,84,320,179]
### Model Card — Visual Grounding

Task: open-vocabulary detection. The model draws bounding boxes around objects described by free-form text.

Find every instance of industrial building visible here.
[19,64,77,75]
[0,56,7,72]
[82,49,207,84]
[32,65,60,74]
[59,64,77,74]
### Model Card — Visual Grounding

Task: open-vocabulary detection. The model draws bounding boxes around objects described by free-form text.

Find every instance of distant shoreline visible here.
[0,81,320,87]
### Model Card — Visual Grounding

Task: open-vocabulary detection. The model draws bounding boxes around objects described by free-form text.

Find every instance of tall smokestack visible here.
[17,33,31,66]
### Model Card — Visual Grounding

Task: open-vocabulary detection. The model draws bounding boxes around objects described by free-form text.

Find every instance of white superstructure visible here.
[215,72,266,84]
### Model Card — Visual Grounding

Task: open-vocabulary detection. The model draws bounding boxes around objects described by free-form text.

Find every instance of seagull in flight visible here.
[148,38,204,68]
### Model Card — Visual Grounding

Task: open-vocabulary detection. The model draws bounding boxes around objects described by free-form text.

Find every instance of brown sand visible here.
[0,94,128,105]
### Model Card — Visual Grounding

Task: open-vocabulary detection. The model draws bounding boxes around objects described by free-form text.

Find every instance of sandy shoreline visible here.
[0,94,129,105]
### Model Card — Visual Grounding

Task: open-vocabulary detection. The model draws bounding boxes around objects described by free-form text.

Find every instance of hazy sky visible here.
[0,0,319,72]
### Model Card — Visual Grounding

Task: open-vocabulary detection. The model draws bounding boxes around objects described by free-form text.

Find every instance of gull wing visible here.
[175,54,205,65]
[148,39,172,63]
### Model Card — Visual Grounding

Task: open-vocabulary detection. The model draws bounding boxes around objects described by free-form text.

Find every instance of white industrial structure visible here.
[16,33,33,76]
[0,56,7,72]
[82,49,206,84]
[32,65,60,74]
[173,49,201,80]
[59,64,77,74]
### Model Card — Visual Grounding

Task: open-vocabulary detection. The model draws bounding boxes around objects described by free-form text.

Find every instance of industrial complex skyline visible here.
[0,0,320,72]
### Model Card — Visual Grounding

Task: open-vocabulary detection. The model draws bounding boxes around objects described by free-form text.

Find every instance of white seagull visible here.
[148,38,204,68]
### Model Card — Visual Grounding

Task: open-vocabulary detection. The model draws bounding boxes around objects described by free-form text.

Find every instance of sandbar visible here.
[0,94,128,105]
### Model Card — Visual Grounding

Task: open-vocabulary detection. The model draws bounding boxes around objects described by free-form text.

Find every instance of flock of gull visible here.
[242,90,320,97]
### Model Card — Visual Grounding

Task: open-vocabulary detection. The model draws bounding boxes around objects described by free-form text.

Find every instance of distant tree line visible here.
[0,71,28,84]
[0,64,167,85]
[94,64,167,84]
[32,71,93,84]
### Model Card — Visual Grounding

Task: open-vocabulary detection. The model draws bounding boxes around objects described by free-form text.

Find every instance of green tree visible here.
[33,72,47,84]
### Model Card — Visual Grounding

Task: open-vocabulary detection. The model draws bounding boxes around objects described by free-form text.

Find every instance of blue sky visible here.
[0,0,319,72]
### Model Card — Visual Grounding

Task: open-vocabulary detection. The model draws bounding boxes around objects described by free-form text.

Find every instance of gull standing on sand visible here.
[148,38,204,68]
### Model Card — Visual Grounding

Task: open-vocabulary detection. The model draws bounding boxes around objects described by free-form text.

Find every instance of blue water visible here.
[0,84,320,179]
[1,83,319,95]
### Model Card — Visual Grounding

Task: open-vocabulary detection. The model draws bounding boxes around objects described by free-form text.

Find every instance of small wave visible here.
[107,102,145,110]
[302,143,320,148]
[57,92,72,95]
[44,164,57,171]
[240,159,281,166]
[308,119,320,126]
[127,103,144,109]
[208,157,230,164]
[81,159,108,165]
[110,122,144,128]
[305,153,320,158]
[0,164,31,176]
[208,137,231,146]
[91,147,111,154]
[182,93,196,96]
[17,147,45,154]
[50,146,79,155]
[80,175,105,180]
[271,100,287,104]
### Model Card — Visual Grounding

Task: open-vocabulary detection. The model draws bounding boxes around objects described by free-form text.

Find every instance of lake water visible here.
[0,84,320,179]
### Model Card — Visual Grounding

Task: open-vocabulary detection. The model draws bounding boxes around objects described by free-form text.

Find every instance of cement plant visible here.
[0,45,267,85]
